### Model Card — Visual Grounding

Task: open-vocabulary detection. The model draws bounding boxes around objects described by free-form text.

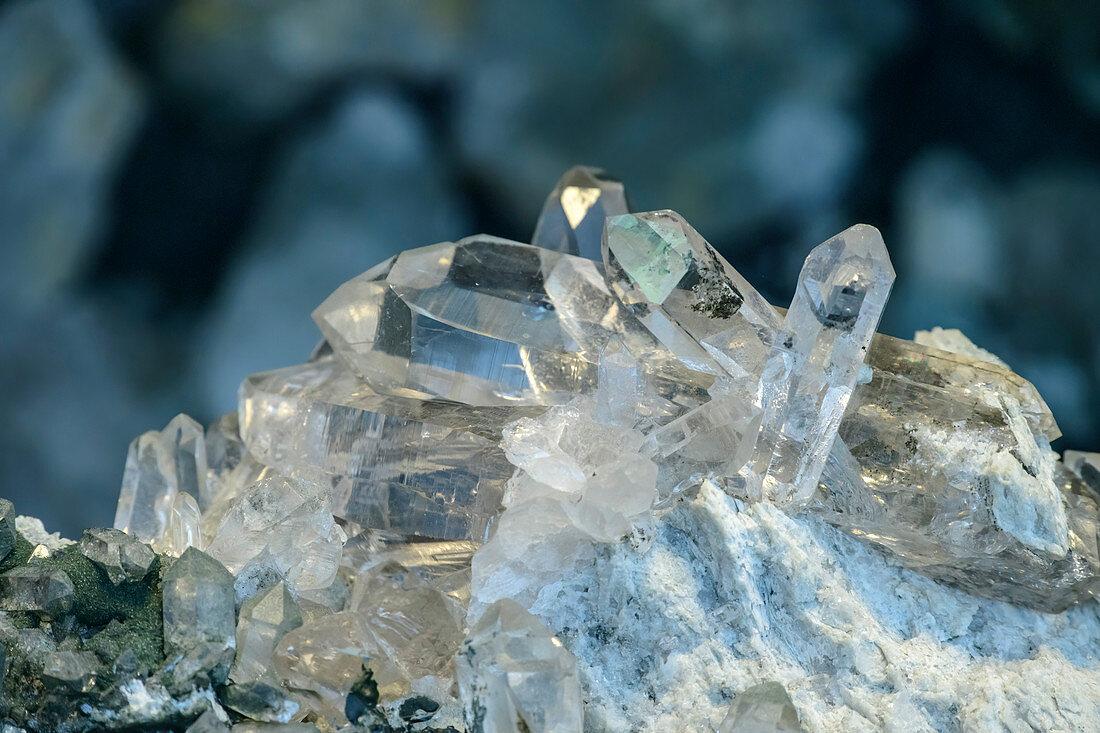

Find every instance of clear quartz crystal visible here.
[231,581,303,684]
[157,491,203,557]
[603,210,780,381]
[238,356,522,540]
[161,546,236,657]
[315,235,621,406]
[79,527,155,584]
[272,610,374,722]
[747,224,894,507]
[531,165,629,260]
[206,476,345,592]
[348,561,464,700]
[718,681,804,733]
[115,414,208,543]
[458,599,583,733]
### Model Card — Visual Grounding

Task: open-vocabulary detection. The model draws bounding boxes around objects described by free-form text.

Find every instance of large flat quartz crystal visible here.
[238,355,524,540]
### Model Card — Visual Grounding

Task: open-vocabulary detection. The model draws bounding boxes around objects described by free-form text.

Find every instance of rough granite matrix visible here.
[2,166,1099,732]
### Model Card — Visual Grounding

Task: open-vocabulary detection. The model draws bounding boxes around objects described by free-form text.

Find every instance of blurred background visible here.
[2,0,1099,537]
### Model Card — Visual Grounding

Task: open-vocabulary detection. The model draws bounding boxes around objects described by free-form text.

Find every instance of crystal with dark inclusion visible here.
[747,224,894,507]
[0,566,73,617]
[718,681,803,733]
[78,527,156,584]
[161,546,236,657]
[532,165,629,260]
[816,331,1100,612]
[457,599,583,733]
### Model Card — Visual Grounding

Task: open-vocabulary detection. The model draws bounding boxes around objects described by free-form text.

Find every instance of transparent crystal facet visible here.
[231,582,304,685]
[206,476,345,592]
[161,546,236,657]
[718,681,804,733]
[457,599,583,733]
[531,165,629,260]
[239,356,521,540]
[748,224,894,507]
[114,414,208,543]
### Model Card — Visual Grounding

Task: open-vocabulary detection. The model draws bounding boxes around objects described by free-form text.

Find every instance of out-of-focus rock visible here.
[197,90,470,414]
[0,0,142,313]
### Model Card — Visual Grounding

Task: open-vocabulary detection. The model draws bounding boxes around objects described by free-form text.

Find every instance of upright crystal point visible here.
[748,224,894,507]
[157,491,202,557]
[327,235,637,405]
[532,165,629,260]
[161,546,236,657]
[718,681,804,733]
[458,599,583,733]
[603,210,781,380]
[114,414,208,543]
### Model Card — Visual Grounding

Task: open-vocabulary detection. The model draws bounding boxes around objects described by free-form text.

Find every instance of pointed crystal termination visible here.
[161,546,236,657]
[114,414,208,543]
[603,210,781,381]
[157,490,202,557]
[458,599,583,733]
[315,235,628,406]
[532,165,629,260]
[600,210,775,495]
[748,224,894,507]
[79,527,155,584]
[0,566,74,617]
[718,681,804,733]
[231,582,303,684]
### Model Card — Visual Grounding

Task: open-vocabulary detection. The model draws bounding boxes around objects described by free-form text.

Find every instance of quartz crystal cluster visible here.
[2,166,1100,731]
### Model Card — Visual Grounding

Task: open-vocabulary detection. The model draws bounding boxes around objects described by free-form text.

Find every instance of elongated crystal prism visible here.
[532,165,629,260]
[748,224,894,507]
[603,210,780,381]
[114,414,208,543]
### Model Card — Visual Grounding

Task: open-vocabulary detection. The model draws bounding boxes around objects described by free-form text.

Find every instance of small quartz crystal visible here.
[115,414,208,543]
[532,165,629,260]
[718,682,803,733]
[206,476,344,592]
[231,582,303,685]
[161,546,236,657]
[457,599,583,733]
[0,566,74,617]
[79,527,156,584]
